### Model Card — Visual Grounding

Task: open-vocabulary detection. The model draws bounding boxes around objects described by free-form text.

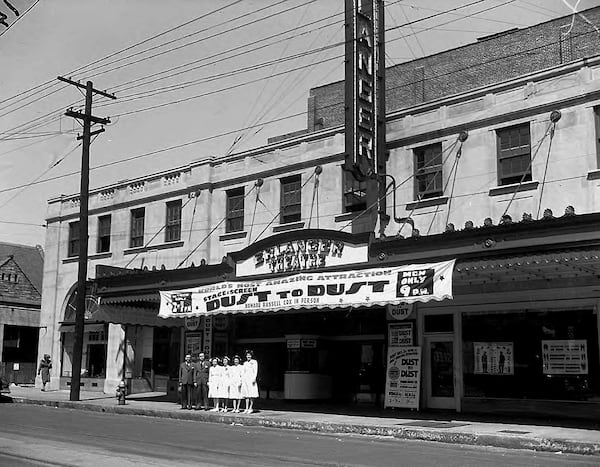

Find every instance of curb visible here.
[10,397,600,456]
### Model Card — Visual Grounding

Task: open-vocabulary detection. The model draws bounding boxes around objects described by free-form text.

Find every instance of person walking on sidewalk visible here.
[38,354,52,391]
[179,354,195,410]
[241,350,259,414]
[193,352,210,410]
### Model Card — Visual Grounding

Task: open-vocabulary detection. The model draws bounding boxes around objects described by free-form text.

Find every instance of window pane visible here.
[414,143,443,199]
[97,216,111,253]
[130,208,145,248]
[497,123,531,186]
[226,188,244,233]
[281,175,302,224]
[166,200,182,242]
[68,221,80,257]
[343,169,367,213]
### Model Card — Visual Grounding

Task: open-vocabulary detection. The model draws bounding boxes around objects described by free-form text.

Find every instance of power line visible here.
[0,0,245,112]
[108,56,342,118]
[0,108,311,196]
[0,0,478,120]
[0,0,40,38]
[108,15,340,96]
[0,141,82,210]
[100,42,343,106]
[79,0,318,84]
[2,20,595,194]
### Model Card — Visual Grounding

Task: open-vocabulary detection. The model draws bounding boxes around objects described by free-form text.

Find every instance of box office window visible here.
[462,310,599,401]
[497,123,531,186]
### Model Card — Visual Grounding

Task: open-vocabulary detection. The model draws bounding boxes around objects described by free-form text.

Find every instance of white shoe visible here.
[210,407,219,412]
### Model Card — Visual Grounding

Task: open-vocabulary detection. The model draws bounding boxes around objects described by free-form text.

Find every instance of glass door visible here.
[424,335,456,409]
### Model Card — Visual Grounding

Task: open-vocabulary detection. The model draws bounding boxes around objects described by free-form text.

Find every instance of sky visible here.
[1,0,599,247]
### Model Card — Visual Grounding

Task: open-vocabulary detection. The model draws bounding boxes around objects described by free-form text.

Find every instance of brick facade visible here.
[309,7,600,130]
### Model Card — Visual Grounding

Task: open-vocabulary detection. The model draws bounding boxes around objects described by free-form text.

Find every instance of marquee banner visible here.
[158,260,455,318]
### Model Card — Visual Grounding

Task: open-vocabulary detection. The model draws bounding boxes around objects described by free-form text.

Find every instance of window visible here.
[343,169,367,213]
[497,123,531,185]
[414,143,443,199]
[165,200,182,242]
[280,175,302,224]
[226,187,244,233]
[594,106,600,167]
[97,215,111,253]
[130,208,145,248]
[68,221,80,257]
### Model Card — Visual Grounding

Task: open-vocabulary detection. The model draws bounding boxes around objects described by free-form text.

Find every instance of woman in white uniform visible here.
[208,357,223,411]
[228,355,243,413]
[218,356,231,412]
[241,350,259,414]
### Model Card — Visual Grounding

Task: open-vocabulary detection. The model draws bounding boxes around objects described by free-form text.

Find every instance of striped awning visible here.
[99,293,161,305]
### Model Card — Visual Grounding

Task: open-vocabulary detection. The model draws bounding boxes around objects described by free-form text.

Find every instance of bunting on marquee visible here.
[158,260,455,318]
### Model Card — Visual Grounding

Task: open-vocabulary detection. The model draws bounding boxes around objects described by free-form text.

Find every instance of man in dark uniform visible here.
[179,354,195,409]
[194,352,210,410]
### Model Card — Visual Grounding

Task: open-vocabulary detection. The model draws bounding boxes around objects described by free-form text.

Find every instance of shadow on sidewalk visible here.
[255,398,600,430]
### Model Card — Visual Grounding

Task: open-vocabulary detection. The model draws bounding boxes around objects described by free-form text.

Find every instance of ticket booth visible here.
[284,334,332,399]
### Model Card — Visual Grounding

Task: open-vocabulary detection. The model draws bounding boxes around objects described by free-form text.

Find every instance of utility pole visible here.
[58,77,116,401]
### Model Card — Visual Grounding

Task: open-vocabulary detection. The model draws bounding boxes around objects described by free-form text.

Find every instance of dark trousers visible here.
[196,380,209,408]
[181,384,194,408]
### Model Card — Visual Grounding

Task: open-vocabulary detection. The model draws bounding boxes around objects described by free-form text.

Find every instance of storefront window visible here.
[462,310,599,401]
[60,324,107,378]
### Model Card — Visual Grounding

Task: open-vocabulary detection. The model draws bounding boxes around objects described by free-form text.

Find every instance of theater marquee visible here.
[236,238,368,277]
[158,260,455,318]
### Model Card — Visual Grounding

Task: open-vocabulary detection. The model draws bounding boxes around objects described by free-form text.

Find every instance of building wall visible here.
[309,7,600,130]
[39,12,600,394]
[384,59,600,236]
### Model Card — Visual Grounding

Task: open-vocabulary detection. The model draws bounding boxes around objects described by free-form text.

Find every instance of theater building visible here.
[38,7,600,419]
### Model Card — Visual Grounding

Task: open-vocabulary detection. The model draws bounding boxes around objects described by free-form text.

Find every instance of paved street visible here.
[0,405,597,467]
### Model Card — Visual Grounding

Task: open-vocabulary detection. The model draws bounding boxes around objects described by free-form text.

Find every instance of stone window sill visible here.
[123,240,184,256]
[586,169,600,180]
[405,196,448,211]
[272,221,305,233]
[334,211,364,223]
[62,252,112,264]
[488,180,539,196]
[219,231,248,241]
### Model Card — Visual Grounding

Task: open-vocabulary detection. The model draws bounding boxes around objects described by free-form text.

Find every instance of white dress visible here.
[228,364,243,400]
[241,359,259,398]
[208,365,223,398]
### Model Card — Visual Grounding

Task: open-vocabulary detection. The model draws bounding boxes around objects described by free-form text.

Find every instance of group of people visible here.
[179,350,259,413]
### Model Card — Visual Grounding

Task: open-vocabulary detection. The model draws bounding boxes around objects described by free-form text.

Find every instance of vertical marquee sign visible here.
[344,0,386,182]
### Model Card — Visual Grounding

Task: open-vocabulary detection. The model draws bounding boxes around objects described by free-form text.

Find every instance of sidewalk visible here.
[5,385,600,456]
